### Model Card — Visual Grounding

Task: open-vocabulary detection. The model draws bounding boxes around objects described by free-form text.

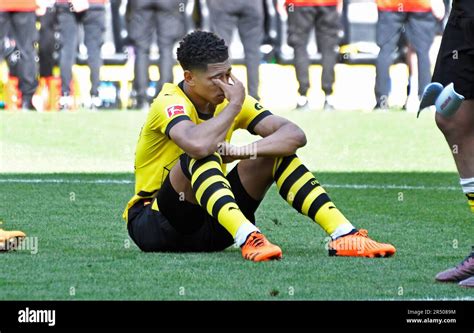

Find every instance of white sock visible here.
[235,222,259,247]
[330,223,356,240]
[460,177,474,194]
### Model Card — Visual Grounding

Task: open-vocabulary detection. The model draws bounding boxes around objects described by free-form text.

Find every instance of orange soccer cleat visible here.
[0,229,26,252]
[0,228,26,252]
[241,232,282,262]
[328,229,396,258]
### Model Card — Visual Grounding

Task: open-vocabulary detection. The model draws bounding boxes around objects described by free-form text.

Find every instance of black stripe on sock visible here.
[211,195,235,218]
[292,179,321,212]
[191,154,221,174]
[192,168,223,192]
[307,193,331,219]
[273,154,297,183]
[197,181,229,208]
[279,165,309,200]
[179,154,192,180]
[467,193,474,200]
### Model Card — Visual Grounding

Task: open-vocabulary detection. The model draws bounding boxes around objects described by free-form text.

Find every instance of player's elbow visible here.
[290,125,307,150]
[185,147,208,160]
[296,128,307,148]
[186,142,216,160]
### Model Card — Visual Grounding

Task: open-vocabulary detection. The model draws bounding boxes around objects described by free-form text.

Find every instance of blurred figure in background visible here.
[374,0,443,110]
[404,0,446,112]
[286,0,342,111]
[56,0,107,110]
[207,0,264,100]
[110,0,127,53]
[0,0,40,110]
[127,0,186,110]
[38,1,57,81]
[37,0,60,111]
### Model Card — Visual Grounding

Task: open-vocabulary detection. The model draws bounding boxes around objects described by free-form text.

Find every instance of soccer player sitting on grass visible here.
[122,31,396,261]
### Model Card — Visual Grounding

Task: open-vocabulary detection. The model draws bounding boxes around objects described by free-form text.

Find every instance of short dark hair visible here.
[177,30,229,71]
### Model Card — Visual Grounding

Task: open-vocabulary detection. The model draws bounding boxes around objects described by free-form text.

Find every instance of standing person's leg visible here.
[287,6,316,109]
[237,0,264,100]
[11,11,38,109]
[432,15,474,207]
[314,5,340,110]
[375,11,404,108]
[0,12,9,59]
[82,7,106,101]
[207,0,237,48]
[57,5,78,106]
[39,7,57,78]
[110,0,124,52]
[406,12,436,98]
[431,14,474,287]
[436,102,474,189]
[127,2,154,108]
[154,1,185,96]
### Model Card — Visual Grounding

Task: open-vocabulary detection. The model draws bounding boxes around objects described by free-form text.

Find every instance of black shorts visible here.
[432,11,474,99]
[127,165,261,252]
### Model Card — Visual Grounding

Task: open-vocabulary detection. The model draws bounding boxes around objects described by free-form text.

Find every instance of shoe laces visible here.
[354,229,368,238]
[246,233,265,248]
[458,251,474,268]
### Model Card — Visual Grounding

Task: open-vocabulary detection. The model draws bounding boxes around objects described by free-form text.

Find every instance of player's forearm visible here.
[186,103,241,157]
[230,123,307,159]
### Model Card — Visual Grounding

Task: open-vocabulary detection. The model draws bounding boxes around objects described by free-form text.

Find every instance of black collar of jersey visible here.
[178,81,214,120]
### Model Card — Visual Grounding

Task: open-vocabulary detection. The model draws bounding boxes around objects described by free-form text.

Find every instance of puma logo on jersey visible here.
[166,105,185,118]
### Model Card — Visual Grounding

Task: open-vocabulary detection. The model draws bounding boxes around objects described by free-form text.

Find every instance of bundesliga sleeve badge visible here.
[166,105,186,118]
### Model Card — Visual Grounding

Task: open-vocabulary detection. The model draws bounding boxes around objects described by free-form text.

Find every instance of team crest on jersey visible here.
[166,105,185,118]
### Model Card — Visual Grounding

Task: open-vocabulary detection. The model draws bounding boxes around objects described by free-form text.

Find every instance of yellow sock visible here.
[273,155,352,235]
[188,153,252,238]
[467,193,474,213]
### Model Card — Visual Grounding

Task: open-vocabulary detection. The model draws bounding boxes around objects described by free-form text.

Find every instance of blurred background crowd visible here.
[0,0,451,112]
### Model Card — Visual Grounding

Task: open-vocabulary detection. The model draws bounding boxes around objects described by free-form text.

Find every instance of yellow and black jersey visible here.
[123,81,272,221]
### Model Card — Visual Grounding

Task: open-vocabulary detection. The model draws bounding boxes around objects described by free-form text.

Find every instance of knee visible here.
[132,42,150,54]
[435,112,471,138]
[254,156,277,170]
[435,112,455,136]
[239,156,276,182]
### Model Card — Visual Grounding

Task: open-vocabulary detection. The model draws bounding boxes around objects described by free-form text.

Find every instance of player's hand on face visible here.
[212,73,245,107]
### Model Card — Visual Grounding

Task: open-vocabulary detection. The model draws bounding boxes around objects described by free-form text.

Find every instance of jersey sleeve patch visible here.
[166,105,186,118]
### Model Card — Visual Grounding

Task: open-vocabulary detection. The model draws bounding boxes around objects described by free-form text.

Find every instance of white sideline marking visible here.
[0,178,460,191]
[0,178,134,184]
[324,183,459,191]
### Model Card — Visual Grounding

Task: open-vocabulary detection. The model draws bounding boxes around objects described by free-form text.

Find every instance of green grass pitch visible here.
[0,110,473,300]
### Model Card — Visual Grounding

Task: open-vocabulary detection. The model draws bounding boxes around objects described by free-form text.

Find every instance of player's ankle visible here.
[460,177,474,213]
[235,222,259,247]
[330,223,356,240]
